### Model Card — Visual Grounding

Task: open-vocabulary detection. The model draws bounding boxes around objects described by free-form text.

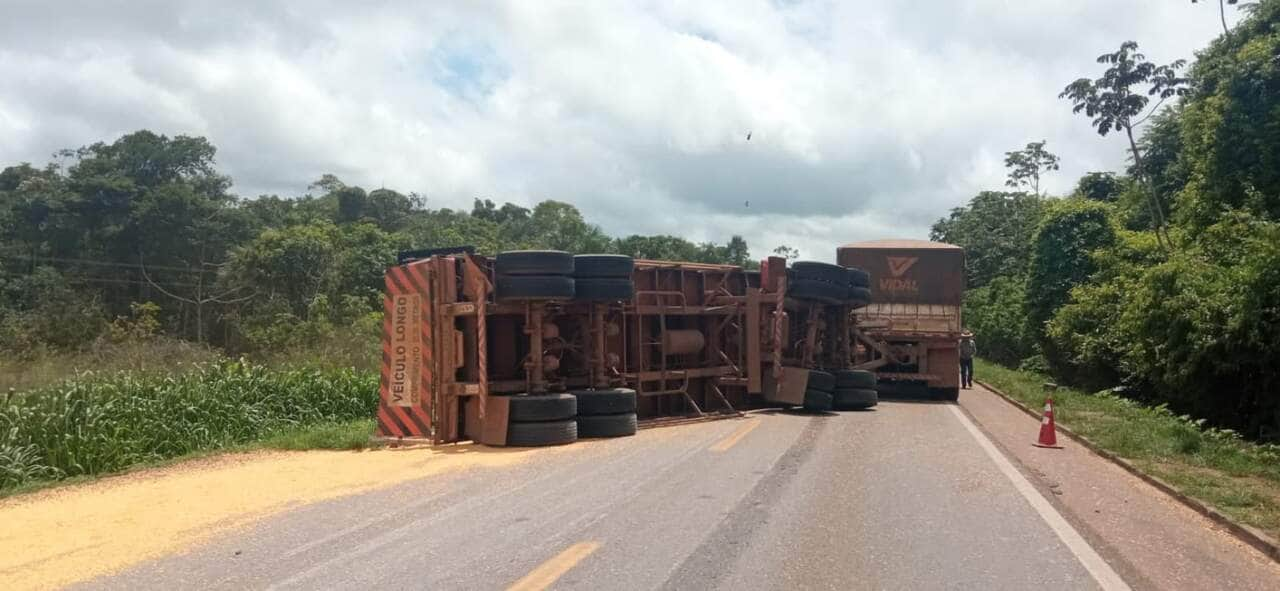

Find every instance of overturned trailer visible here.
[375,249,878,446]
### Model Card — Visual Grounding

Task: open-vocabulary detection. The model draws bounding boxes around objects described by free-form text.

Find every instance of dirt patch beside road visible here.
[0,445,540,590]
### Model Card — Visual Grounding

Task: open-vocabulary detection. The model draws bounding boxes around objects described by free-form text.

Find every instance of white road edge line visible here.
[948,405,1131,591]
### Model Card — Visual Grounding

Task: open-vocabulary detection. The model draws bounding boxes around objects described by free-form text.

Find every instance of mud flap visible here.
[467,395,510,446]
[762,367,812,406]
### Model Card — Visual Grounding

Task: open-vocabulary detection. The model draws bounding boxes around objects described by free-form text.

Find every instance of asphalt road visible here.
[79,401,1117,590]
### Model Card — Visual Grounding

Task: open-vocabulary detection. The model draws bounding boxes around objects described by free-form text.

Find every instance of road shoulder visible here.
[960,385,1280,591]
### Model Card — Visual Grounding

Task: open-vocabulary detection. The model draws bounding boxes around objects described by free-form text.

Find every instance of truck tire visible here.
[931,387,960,402]
[791,261,849,286]
[834,388,878,410]
[574,277,634,301]
[803,388,834,411]
[847,267,870,288]
[847,286,872,305]
[787,278,845,304]
[495,275,575,300]
[507,419,578,446]
[495,250,574,276]
[506,393,577,422]
[835,370,877,389]
[576,413,638,438]
[571,388,637,415]
[574,255,634,278]
[806,370,836,392]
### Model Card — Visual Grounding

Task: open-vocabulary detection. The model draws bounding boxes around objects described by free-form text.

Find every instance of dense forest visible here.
[0,133,756,363]
[933,1,1280,438]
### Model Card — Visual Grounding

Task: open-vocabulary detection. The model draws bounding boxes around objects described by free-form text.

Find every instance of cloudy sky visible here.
[0,1,1239,261]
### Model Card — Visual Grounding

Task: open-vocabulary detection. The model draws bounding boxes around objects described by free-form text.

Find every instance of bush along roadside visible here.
[0,361,378,492]
[976,359,1280,543]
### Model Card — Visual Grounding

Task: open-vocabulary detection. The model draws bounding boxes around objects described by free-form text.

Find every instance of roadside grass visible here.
[0,418,382,500]
[976,358,1280,541]
[1,362,380,494]
[258,419,377,451]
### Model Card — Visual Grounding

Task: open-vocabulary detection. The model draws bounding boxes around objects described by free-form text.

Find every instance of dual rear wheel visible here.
[804,369,878,411]
[494,251,635,301]
[506,393,579,446]
[787,261,872,307]
[503,388,640,445]
[571,388,638,438]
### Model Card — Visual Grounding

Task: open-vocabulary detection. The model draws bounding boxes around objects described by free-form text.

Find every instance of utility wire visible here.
[0,269,205,290]
[0,252,219,274]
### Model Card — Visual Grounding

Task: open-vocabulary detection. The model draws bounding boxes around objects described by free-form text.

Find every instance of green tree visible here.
[1130,106,1188,221]
[1003,140,1060,196]
[0,164,76,261]
[1175,1,1280,230]
[363,188,421,231]
[1024,199,1118,374]
[1,132,246,340]
[307,175,375,225]
[929,191,1045,288]
[724,235,751,266]
[308,174,345,194]
[1045,230,1161,390]
[614,235,701,261]
[404,208,507,254]
[961,275,1035,366]
[0,129,775,360]
[772,245,799,260]
[693,242,735,264]
[128,179,254,343]
[471,198,499,221]
[325,223,399,303]
[0,267,108,352]
[223,222,341,318]
[1060,41,1189,249]
[60,131,232,263]
[335,186,368,224]
[1100,215,1280,432]
[471,199,531,225]
[525,200,611,253]
[239,195,300,231]
[1073,172,1124,203]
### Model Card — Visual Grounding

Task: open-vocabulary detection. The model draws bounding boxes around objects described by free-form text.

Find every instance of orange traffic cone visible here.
[1032,397,1063,449]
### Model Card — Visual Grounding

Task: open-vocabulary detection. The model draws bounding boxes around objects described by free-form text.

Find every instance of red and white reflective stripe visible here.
[476,284,488,419]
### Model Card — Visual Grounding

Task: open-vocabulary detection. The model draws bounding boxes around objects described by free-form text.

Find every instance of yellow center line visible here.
[709,419,760,452]
[506,541,601,591]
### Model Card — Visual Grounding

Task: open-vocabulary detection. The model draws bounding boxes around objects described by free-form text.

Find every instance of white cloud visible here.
[0,0,1240,262]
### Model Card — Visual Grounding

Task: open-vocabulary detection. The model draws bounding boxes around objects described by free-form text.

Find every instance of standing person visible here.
[959,329,977,389]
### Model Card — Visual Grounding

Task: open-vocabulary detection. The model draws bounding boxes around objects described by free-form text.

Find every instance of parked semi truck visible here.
[838,239,965,400]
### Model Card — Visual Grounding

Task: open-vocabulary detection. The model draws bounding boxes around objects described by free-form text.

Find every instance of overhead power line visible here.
[0,269,205,290]
[1,253,218,274]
